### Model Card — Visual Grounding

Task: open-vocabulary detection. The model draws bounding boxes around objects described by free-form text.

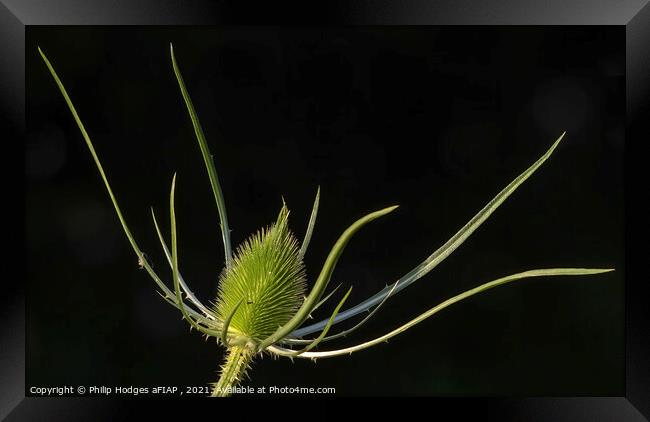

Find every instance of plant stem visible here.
[211,345,253,397]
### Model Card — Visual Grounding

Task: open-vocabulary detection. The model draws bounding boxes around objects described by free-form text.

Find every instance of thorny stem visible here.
[211,345,254,397]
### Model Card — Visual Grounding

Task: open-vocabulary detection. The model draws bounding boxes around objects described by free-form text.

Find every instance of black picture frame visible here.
[2,1,648,420]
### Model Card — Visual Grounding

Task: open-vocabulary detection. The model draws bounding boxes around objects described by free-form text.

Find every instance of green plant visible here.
[38,44,613,397]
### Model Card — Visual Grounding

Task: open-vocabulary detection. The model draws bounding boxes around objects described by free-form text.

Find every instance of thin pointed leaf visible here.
[151,207,217,319]
[290,133,567,339]
[272,268,614,359]
[38,47,194,317]
[299,186,320,259]
[170,43,232,267]
[257,205,399,351]
[286,287,353,355]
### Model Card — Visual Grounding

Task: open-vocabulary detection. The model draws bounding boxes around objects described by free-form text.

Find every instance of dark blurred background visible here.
[26,26,624,396]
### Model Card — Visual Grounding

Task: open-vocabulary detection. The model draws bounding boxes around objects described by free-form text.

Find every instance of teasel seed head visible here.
[213,203,307,345]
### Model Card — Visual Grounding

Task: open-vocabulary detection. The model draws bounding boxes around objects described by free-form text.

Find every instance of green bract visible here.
[39,44,614,398]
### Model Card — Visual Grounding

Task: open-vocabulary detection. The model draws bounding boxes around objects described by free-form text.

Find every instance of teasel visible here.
[38,44,614,397]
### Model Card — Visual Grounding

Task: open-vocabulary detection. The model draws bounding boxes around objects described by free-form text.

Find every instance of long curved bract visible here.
[289,132,566,339]
[171,43,233,268]
[270,268,614,359]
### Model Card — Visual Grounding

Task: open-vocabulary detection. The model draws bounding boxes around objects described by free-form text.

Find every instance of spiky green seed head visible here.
[214,204,307,344]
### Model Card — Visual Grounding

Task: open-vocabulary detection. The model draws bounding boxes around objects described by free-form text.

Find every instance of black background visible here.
[26,26,624,396]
